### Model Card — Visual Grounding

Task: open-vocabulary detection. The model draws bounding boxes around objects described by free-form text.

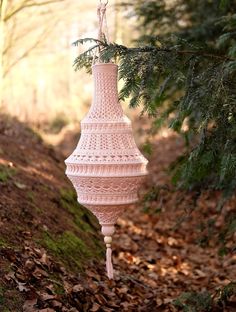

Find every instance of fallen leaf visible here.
[51,300,62,308]
[23,299,37,312]
[95,294,107,305]
[17,282,29,292]
[32,268,49,279]
[39,292,55,301]
[90,303,101,312]
[25,259,35,271]
[195,269,207,277]
[14,181,27,189]
[72,284,84,293]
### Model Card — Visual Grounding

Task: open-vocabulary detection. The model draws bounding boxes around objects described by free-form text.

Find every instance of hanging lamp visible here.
[65,0,148,279]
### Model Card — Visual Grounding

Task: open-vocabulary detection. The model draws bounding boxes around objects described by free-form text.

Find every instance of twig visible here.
[122,46,235,62]
[96,41,235,62]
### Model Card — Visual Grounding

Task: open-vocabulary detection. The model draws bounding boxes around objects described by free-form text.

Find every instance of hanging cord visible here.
[93,0,110,64]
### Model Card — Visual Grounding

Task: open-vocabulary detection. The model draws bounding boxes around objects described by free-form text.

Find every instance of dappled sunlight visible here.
[118,252,142,265]
[117,217,145,236]
[116,199,196,283]
[0,148,63,187]
[0,158,12,166]
[117,249,192,278]
[20,164,60,186]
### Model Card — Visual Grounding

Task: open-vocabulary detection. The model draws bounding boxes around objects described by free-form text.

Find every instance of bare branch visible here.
[4,0,64,21]
[3,17,17,56]
[3,19,58,77]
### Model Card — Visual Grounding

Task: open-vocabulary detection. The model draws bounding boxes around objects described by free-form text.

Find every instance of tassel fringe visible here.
[106,247,113,279]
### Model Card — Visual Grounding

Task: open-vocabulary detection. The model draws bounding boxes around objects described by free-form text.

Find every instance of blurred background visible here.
[0,0,137,139]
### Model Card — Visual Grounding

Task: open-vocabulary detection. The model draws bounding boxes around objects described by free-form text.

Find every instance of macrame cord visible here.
[93,0,110,64]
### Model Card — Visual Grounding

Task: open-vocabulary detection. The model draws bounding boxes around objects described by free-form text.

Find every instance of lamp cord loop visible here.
[93,0,110,64]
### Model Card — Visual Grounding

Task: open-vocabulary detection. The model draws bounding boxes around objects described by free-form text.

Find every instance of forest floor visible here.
[0,114,235,312]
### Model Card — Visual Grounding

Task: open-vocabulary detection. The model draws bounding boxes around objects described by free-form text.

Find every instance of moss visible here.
[0,169,7,182]
[42,231,96,271]
[0,286,5,305]
[38,189,104,272]
[53,281,65,295]
[54,283,65,295]
[0,237,20,251]
[41,184,50,192]
[0,164,17,183]
[0,286,23,311]
[60,188,99,233]
[35,206,43,214]
[48,273,65,295]
[26,127,43,143]
[0,238,7,247]
[59,188,104,255]
[27,191,35,202]
[26,192,42,213]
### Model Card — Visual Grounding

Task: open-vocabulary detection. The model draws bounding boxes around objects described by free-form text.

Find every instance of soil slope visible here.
[0,115,235,312]
[0,115,102,311]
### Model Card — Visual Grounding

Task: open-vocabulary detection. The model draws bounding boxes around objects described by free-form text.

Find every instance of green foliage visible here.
[142,140,153,156]
[216,281,236,306]
[72,2,236,272]
[52,280,65,295]
[173,291,212,312]
[142,186,160,213]
[0,238,7,247]
[39,189,103,271]
[173,282,236,311]
[220,0,230,10]
[0,286,5,305]
[26,126,43,143]
[142,185,170,214]
[27,191,35,202]
[0,285,23,312]
[42,231,93,270]
[60,188,99,233]
[0,168,9,183]
[73,0,236,200]
[217,211,236,255]
[73,38,105,73]
[74,37,236,199]
[0,164,17,183]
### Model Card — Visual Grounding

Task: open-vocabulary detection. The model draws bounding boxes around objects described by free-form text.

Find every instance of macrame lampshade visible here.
[65,2,148,279]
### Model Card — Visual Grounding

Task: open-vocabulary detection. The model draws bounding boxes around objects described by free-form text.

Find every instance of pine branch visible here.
[100,43,235,62]
[73,38,236,68]
[72,38,104,46]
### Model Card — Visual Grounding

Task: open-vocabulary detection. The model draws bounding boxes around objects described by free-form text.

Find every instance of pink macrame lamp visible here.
[65,1,148,279]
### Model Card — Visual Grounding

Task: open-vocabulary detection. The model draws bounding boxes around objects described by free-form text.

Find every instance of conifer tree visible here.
[74,0,236,202]
[74,1,236,307]
[74,0,236,245]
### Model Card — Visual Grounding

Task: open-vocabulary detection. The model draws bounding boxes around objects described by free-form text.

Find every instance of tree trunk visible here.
[0,0,7,107]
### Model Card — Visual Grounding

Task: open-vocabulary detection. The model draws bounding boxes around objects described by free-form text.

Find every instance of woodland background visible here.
[0,0,235,311]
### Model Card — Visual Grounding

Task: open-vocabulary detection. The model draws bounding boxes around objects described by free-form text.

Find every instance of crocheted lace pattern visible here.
[65,63,148,225]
